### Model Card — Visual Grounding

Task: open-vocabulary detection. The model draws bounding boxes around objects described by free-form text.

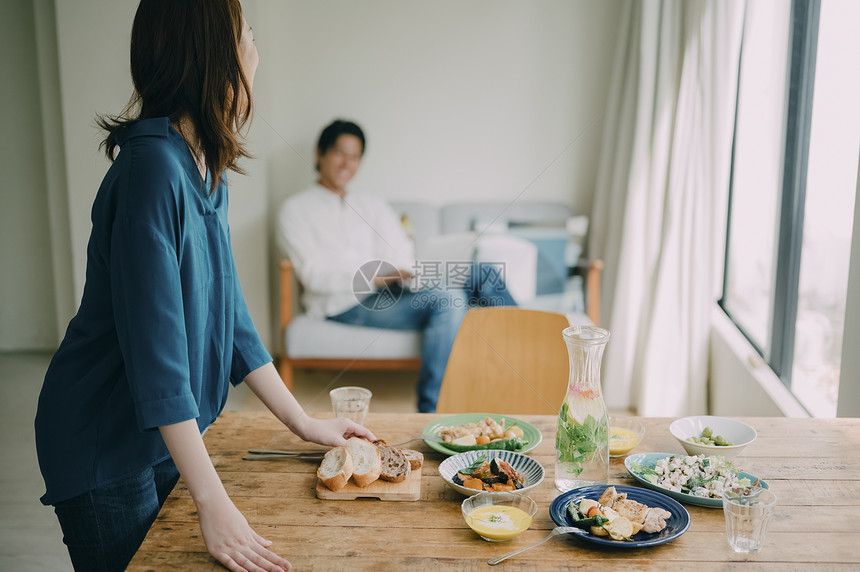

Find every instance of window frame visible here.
[719,0,821,391]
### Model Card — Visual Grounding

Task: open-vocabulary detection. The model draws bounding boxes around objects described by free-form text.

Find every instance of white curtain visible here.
[590,0,745,415]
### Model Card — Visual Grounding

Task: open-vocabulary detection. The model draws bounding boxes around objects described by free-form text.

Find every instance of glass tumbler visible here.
[723,487,777,553]
[329,386,372,425]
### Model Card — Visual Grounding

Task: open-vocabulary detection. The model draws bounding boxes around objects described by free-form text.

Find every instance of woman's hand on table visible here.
[290,413,376,447]
[198,496,291,572]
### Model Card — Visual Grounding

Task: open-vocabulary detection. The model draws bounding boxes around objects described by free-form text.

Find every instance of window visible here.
[720,0,859,417]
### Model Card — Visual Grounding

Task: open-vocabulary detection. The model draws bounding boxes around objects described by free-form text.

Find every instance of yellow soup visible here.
[466,505,533,541]
[609,427,642,456]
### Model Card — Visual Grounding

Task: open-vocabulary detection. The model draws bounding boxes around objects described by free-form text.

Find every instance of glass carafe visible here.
[554,325,610,492]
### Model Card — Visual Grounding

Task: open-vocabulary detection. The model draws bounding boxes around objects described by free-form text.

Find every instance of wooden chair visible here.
[277,260,421,390]
[435,307,571,415]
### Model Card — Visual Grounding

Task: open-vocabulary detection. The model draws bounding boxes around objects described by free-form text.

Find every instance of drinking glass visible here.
[723,487,777,553]
[329,386,372,425]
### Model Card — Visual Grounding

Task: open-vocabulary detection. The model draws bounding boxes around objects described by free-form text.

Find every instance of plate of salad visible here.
[625,452,768,508]
[422,413,541,456]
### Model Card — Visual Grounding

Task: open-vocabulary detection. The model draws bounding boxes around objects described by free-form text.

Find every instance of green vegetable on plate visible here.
[444,438,527,452]
[567,502,608,530]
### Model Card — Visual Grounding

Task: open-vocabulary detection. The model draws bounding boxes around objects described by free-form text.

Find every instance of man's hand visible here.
[373,269,414,288]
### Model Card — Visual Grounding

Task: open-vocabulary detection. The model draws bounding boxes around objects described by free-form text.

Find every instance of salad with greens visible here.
[629,454,755,499]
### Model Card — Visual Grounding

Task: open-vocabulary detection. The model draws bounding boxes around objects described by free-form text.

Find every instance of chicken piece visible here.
[642,507,672,533]
[612,498,650,524]
[597,486,618,507]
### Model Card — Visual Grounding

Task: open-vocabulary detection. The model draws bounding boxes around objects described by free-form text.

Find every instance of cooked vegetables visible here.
[687,426,734,446]
[452,458,524,492]
[440,417,524,444]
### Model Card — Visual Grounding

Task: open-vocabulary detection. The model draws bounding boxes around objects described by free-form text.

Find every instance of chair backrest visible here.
[436,307,570,415]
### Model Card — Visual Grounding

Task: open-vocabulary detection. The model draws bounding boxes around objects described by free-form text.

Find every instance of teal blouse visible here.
[35,117,271,505]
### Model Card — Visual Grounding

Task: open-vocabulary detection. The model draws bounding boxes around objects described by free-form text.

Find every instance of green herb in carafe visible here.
[555,326,610,492]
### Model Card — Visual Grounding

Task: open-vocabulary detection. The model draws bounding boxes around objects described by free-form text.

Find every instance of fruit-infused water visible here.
[554,326,610,492]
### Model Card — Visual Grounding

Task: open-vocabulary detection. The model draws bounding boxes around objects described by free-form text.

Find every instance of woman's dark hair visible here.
[316,120,365,170]
[98,0,252,192]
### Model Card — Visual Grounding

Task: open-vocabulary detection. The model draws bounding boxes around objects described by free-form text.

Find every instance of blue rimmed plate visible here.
[422,413,542,456]
[625,452,769,508]
[549,485,690,547]
[438,450,545,496]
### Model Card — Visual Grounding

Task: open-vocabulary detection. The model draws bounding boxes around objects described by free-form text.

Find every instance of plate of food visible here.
[422,413,542,456]
[549,485,690,547]
[625,452,768,508]
[438,450,545,496]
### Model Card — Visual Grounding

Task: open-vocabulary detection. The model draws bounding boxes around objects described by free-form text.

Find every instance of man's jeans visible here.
[53,457,180,572]
[329,263,516,413]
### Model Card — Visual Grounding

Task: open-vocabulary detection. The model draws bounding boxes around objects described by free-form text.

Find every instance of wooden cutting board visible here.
[315,467,421,501]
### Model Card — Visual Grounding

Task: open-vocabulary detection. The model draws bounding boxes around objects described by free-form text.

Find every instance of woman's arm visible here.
[159,420,291,572]
[243,362,375,445]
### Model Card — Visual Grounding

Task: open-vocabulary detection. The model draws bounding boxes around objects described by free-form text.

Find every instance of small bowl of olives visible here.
[669,416,757,460]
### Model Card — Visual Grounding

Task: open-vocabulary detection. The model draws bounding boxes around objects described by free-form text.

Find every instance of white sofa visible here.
[276,201,602,389]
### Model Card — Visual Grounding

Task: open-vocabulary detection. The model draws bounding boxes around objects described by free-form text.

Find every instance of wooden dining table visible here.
[127,411,860,570]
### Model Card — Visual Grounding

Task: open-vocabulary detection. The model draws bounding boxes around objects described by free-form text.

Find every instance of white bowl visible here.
[669,416,756,460]
[439,450,545,496]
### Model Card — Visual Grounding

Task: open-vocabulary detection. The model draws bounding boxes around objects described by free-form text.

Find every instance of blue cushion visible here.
[507,227,578,295]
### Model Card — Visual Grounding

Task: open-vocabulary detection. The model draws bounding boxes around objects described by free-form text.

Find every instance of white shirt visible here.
[277,184,414,318]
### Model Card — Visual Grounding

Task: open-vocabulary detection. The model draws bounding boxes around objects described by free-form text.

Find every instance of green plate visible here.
[422,413,542,456]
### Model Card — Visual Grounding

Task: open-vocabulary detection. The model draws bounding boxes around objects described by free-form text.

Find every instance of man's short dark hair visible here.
[316,119,365,170]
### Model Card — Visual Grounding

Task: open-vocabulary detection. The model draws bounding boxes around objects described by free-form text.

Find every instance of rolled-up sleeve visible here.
[111,218,198,431]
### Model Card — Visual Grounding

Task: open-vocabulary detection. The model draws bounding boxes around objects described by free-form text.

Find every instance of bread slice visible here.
[346,437,382,487]
[400,448,424,471]
[317,446,353,492]
[374,440,410,483]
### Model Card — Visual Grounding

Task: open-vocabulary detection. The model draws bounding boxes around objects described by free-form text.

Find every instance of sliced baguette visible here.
[346,437,382,487]
[400,448,424,471]
[317,446,353,492]
[374,440,411,483]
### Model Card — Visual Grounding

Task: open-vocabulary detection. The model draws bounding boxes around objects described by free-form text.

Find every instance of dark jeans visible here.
[53,457,180,572]
[329,263,516,412]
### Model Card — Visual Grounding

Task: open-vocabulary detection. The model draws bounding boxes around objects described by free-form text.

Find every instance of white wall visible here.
[3,0,623,352]
[837,150,860,417]
[253,0,623,345]
[0,0,58,350]
[709,307,807,417]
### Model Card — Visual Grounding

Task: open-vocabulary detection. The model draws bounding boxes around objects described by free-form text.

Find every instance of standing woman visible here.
[34,1,370,570]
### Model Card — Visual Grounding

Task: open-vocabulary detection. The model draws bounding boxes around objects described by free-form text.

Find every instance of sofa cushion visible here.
[473,234,537,303]
[439,202,572,234]
[507,226,574,295]
[286,314,422,360]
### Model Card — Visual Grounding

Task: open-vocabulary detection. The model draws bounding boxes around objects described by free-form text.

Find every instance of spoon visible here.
[487,526,579,566]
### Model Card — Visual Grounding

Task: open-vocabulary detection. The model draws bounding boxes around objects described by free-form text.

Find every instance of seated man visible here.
[277,119,516,412]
